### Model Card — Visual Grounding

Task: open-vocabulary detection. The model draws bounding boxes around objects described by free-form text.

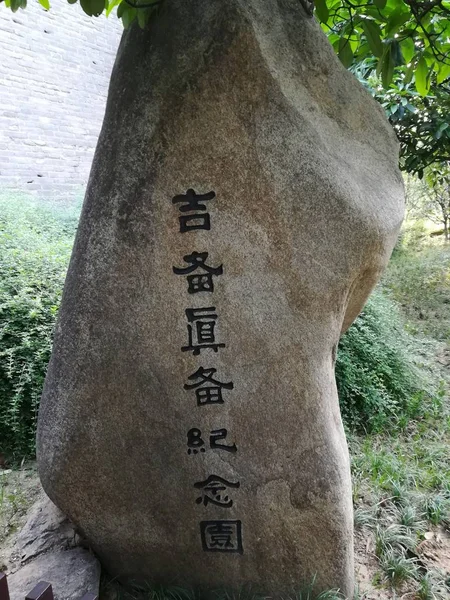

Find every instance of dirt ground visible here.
[355,526,450,599]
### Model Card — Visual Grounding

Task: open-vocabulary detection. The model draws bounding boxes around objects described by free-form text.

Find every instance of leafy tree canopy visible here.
[314,0,450,173]
[315,0,450,94]
[354,60,450,173]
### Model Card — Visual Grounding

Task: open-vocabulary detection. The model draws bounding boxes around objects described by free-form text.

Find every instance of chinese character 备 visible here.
[184,367,234,406]
[173,252,223,294]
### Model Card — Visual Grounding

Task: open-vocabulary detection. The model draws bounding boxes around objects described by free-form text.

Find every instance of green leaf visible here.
[338,36,354,68]
[117,1,125,17]
[80,0,92,13]
[10,0,22,12]
[374,0,387,8]
[435,122,449,139]
[314,0,329,23]
[415,57,430,97]
[38,0,50,8]
[386,10,411,36]
[362,20,383,58]
[67,0,77,4]
[327,33,339,47]
[391,41,403,67]
[381,45,395,88]
[437,62,450,85]
[136,7,149,28]
[106,0,121,17]
[356,41,371,60]
[90,0,104,15]
[80,0,104,15]
[400,38,414,64]
[404,63,414,84]
[348,34,359,54]
[405,103,417,113]
[121,6,136,27]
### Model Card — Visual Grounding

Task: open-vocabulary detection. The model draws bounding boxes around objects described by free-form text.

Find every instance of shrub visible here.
[336,288,439,432]
[0,196,78,460]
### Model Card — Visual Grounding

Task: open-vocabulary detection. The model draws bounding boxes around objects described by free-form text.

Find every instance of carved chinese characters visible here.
[172,189,242,554]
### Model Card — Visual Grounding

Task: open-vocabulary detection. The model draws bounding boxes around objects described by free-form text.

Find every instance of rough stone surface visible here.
[2,491,99,600]
[7,549,100,600]
[37,0,405,596]
[14,494,78,566]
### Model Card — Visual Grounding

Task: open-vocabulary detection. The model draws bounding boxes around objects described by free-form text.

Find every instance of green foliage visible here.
[379,548,419,587]
[422,494,450,525]
[0,196,77,460]
[316,2,450,173]
[417,572,447,600]
[3,0,162,29]
[335,289,438,432]
[352,62,450,173]
[350,421,450,595]
[315,0,450,96]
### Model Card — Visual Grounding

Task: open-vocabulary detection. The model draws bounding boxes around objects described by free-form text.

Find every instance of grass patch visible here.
[349,236,450,597]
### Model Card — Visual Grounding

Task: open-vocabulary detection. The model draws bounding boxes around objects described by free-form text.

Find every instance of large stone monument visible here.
[37,0,405,596]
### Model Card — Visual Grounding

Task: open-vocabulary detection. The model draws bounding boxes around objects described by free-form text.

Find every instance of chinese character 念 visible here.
[194,475,240,508]
[184,367,233,406]
[172,189,215,233]
[200,520,243,554]
[173,252,223,294]
[181,307,225,355]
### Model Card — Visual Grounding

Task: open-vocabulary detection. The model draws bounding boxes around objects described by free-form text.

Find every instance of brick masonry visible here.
[0,0,122,202]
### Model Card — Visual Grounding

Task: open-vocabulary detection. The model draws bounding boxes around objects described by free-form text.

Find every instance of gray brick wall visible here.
[0,0,122,202]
